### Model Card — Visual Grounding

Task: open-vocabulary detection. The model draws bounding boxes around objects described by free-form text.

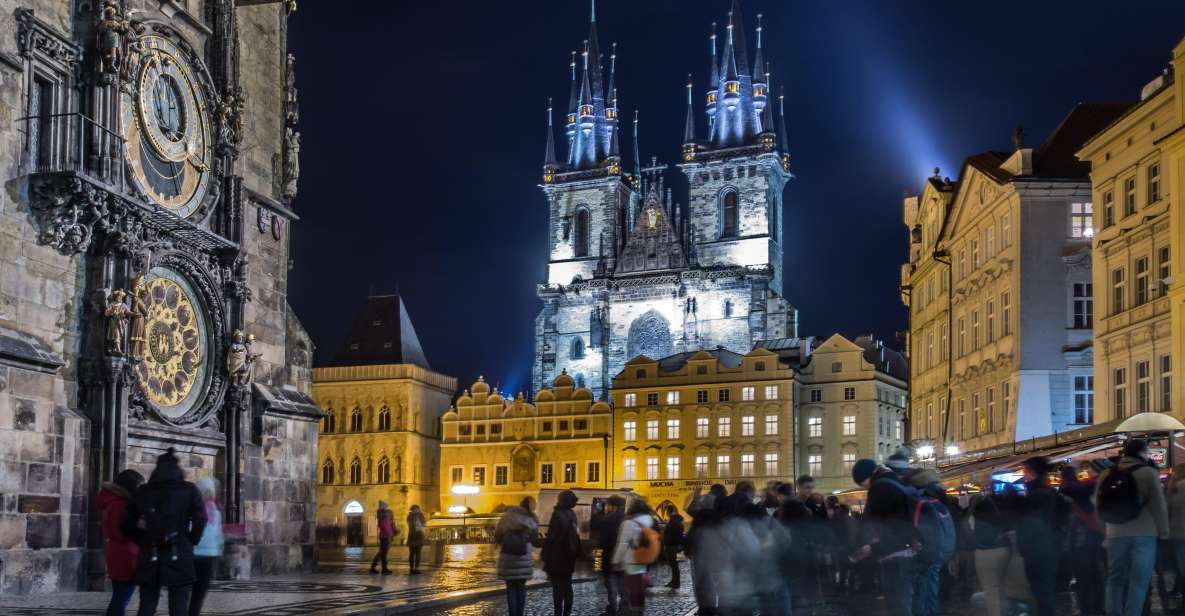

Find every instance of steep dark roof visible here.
[327,295,430,369]
[753,337,814,369]
[656,348,745,372]
[1032,102,1133,178]
[853,335,909,381]
[964,151,1013,184]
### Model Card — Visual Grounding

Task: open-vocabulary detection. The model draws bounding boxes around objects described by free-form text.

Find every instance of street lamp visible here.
[916,445,935,460]
[450,484,480,538]
[945,445,960,456]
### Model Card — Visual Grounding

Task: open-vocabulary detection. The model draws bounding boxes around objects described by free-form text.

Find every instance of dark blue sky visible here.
[287,1,1185,394]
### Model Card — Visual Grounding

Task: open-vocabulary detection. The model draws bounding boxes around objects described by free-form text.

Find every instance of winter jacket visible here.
[1098,456,1169,539]
[98,482,138,581]
[1013,479,1065,560]
[377,510,396,541]
[495,506,539,580]
[121,460,206,587]
[542,507,580,577]
[971,494,1010,550]
[194,501,224,557]
[663,513,685,547]
[1170,485,1185,540]
[406,511,427,547]
[611,513,654,575]
[863,469,916,558]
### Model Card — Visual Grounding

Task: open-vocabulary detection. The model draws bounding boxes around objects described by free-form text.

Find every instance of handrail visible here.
[16,111,126,190]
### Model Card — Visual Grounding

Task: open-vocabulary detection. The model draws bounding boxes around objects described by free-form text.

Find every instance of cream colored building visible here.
[313,295,457,546]
[610,348,795,514]
[787,335,908,493]
[439,373,613,515]
[902,104,1128,455]
[1077,41,1185,424]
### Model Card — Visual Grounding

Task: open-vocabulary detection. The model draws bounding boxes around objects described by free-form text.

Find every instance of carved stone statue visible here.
[104,289,130,355]
[217,89,245,151]
[282,128,301,200]
[227,330,262,386]
[127,275,149,361]
[284,53,299,126]
[96,0,131,79]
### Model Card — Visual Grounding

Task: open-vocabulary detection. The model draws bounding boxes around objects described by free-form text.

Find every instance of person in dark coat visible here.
[406,505,427,574]
[592,494,626,615]
[99,469,144,616]
[687,484,728,615]
[850,459,918,616]
[662,507,685,588]
[1012,456,1065,616]
[1062,462,1105,616]
[542,490,581,616]
[121,448,206,616]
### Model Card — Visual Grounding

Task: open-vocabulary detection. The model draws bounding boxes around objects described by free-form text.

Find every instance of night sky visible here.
[287,1,1185,394]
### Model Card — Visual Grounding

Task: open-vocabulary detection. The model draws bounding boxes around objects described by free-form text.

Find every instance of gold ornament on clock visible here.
[134,276,203,408]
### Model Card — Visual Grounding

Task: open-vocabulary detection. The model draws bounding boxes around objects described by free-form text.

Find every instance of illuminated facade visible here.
[313,295,456,546]
[440,374,613,515]
[1077,37,1185,423]
[535,0,796,400]
[903,104,1129,456]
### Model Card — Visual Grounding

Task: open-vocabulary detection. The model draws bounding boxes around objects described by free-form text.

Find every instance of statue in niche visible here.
[127,275,149,361]
[226,330,262,386]
[282,128,301,200]
[284,53,300,125]
[512,447,536,483]
[96,0,132,78]
[104,289,130,355]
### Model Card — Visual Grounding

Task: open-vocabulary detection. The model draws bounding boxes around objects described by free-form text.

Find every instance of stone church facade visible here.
[535,0,796,399]
[0,0,319,594]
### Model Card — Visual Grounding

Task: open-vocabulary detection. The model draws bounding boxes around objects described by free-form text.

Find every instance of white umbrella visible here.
[1114,412,1185,433]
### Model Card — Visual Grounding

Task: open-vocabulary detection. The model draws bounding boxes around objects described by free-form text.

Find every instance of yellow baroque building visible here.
[439,373,613,515]
[313,296,457,546]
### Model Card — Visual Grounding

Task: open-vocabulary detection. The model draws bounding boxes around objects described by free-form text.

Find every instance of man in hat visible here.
[850,459,919,616]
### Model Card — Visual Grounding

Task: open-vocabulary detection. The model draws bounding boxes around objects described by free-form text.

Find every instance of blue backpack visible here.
[875,477,957,565]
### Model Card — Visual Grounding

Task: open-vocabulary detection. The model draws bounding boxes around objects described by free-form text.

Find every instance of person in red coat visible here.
[98,469,145,616]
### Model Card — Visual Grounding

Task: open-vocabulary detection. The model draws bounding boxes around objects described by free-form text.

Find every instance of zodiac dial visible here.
[133,268,209,417]
[121,35,212,217]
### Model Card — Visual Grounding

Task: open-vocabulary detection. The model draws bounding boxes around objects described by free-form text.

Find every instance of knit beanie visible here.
[886,448,911,472]
[851,458,879,485]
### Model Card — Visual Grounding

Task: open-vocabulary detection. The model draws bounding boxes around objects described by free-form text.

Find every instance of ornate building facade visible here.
[902,105,1128,456]
[0,0,318,594]
[534,0,796,400]
[312,295,456,546]
[439,374,613,515]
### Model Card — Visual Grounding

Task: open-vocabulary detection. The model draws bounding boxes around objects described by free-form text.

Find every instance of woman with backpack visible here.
[542,490,581,616]
[612,497,657,615]
[98,469,145,616]
[496,497,541,616]
[406,504,426,575]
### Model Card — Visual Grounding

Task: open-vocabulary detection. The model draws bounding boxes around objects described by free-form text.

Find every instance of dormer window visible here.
[606,109,616,119]
[725,82,739,94]
[579,104,593,116]
[754,86,765,96]
[567,113,576,124]
[707,92,717,104]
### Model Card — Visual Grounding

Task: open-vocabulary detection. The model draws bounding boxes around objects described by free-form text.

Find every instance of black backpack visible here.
[1097,465,1146,524]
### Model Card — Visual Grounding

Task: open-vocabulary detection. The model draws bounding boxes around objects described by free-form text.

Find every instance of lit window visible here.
[646,457,659,480]
[495,465,508,486]
[624,393,637,407]
[646,420,659,440]
[667,418,680,440]
[716,454,730,477]
[1137,360,1151,413]
[764,385,778,399]
[742,386,755,401]
[843,415,856,436]
[667,456,680,479]
[808,416,822,438]
[809,389,822,402]
[718,416,731,437]
[1074,376,1093,424]
[1073,283,1093,328]
[563,462,577,483]
[741,415,755,436]
[764,452,778,476]
[844,387,856,401]
[765,414,778,435]
[541,463,554,484]
[623,459,636,481]
[808,455,822,477]
[623,420,636,441]
[667,391,681,405]
[842,453,856,473]
[1114,368,1127,418]
[1070,202,1093,238]
[696,416,709,438]
[741,453,755,476]
[695,455,709,478]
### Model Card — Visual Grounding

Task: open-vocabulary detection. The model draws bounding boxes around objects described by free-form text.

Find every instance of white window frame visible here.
[667,418,680,440]
[666,456,680,479]
[808,454,822,477]
[742,386,755,401]
[623,420,636,442]
[808,416,822,438]
[718,416,731,437]
[696,416,709,438]
[765,414,778,435]
[494,464,509,486]
[764,385,778,400]
[623,458,636,481]
[741,453,755,476]
[623,393,637,407]
[667,391,681,405]
[646,419,659,441]
[741,415,755,436]
[764,452,778,476]
[645,456,659,480]
[842,415,856,436]
[716,454,730,478]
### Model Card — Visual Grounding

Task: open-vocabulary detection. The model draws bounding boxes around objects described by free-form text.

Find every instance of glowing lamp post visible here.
[450,484,480,537]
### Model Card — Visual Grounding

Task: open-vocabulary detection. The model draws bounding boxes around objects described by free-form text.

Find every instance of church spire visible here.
[544,98,557,169]
[778,87,790,170]
[565,51,578,165]
[682,76,696,160]
[707,23,719,140]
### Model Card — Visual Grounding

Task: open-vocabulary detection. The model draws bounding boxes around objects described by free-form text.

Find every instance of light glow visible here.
[451,484,480,496]
[916,445,935,459]
[945,445,960,456]
[447,505,467,514]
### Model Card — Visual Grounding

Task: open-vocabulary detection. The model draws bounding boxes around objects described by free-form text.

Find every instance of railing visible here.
[17,112,126,190]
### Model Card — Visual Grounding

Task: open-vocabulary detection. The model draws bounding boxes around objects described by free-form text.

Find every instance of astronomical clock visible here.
[132,267,212,421]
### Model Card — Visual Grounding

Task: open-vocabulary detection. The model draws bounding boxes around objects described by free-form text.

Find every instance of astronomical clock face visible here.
[121,35,213,217]
[134,267,210,418]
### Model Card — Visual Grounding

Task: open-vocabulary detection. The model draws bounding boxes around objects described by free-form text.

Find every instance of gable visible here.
[941,162,1009,247]
[614,185,687,275]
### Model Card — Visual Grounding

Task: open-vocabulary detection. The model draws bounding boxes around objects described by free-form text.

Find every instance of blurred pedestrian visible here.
[407,504,426,574]
[1063,462,1106,616]
[1011,457,1064,616]
[662,506,684,588]
[849,459,919,616]
[613,497,658,615]
[497,497,541,616]
[121,448,206,616]
[370,501,396,574]
[687,484,727,616]
[1097,439,1168,616]
[188,477,223,616]
[971,492,1012,616]
[543,490,581,616]
[98,469,144,616]
[593,494,627,615]
[1169,464,1185,595]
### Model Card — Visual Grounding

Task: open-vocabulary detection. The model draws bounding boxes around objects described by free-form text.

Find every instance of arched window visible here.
[570,337,585,360]
[321,460,335,484]
[322,409,335,433]
[378,406,392,431]
[720,190,739,238]
[350,407,363,432]
[376,457,391,483]
[575,373,586,389]
[574,209,590,257]
[349,458,362,484]
[395,457,403,483]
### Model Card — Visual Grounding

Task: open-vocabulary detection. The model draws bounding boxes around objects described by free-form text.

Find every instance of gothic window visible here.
[574,208,590,257]
[723,299,733,318]
[349,458,362,484]
[376,457,391,483]
[322,409,335,433]
[378,406,392,431]
[570,337,585,360]
[720,189,739,238]
[349,407,363,432]
[321,460,335,484]
[627,310,673,362]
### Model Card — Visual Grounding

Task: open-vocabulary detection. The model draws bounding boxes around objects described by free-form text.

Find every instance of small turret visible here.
[543,98,558,183]
[706,23,718,134]
[778,88,790,171]
[682,75,696,161]
[752,14,768,119]
[565,51,578,161]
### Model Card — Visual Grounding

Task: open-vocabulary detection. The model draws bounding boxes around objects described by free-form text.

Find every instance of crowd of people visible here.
[494,438,1185,616]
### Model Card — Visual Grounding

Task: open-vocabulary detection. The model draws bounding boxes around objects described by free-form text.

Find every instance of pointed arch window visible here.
[322,409,335,433]
[321,460,335,484]
[376,457,391,483]
[349,458,362,484]
[378,405,392,431]
[570,337,585,360]
[574,209,591,257]
[349,407,363,432]
[720,190,739,238]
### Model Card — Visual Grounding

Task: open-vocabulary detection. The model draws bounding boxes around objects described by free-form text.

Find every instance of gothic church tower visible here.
[535,0,795,401]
